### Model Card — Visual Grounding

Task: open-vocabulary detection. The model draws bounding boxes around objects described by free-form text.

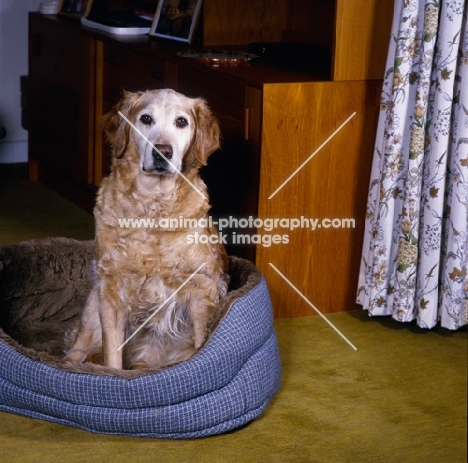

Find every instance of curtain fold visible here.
[357,0,468,329]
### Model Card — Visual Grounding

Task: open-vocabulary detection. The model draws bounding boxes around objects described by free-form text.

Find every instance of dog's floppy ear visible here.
[102,91,140,158]
[192,98,220,166]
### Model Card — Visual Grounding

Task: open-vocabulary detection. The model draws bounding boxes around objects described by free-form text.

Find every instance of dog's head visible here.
[103,89,220,176]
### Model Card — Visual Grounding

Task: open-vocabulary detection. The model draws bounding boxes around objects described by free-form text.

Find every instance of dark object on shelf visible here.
[248,42,331,76]
[86,10,152,28]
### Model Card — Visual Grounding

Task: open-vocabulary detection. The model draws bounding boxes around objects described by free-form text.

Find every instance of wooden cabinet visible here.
[29,16,96,210]
[201,0,394,81]
[28,0,393,317]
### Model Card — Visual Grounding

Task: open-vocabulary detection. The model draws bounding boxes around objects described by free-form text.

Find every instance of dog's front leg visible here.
[191,307,211,349]
[64,286,102,362]
[99,285,127,369]
[186,277,220,349]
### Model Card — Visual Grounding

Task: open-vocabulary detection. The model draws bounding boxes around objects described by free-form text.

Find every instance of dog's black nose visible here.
[153,144,173,160]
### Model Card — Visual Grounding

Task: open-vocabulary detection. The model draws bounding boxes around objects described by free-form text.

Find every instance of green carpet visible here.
[0,164,467,462]
[0,164,94,243]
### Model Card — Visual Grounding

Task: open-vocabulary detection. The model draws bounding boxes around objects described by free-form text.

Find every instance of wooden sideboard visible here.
[28,0,393,317]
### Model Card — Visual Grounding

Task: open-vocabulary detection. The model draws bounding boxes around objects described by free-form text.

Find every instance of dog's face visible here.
[134,93,195,175]
[103,89,220,177]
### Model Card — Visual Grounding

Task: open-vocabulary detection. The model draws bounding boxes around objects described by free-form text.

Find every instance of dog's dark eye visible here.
[140,114,153,125]
[175,117,188,128]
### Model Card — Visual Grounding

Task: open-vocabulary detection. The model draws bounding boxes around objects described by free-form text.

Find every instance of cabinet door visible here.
[257,81,382,317]
[176,68,261,261]
[29,17,95,185]
[96,42,176,181]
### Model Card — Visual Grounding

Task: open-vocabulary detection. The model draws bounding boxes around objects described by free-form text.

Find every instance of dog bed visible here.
[0,238,281,438]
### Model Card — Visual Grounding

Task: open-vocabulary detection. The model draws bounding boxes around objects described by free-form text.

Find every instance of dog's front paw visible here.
[193,326,207,350]
[63,348,103,365]
[63,349,87,362]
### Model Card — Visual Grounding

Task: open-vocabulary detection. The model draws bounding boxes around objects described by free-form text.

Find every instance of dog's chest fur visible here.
[95,176,213,332]
[96,225,199,347]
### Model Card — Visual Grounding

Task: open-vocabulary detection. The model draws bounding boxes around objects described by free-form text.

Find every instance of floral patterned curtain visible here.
[357,0,468,330]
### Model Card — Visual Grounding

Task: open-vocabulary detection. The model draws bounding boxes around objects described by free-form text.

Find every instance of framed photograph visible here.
[59,0,94,18]
[150,0,203,44]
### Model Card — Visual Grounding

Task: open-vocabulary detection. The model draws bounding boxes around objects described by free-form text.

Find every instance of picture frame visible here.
[58,0,94,19]
[150,0,203,44]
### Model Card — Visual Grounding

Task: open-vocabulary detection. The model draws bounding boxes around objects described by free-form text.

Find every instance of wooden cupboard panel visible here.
[203,0,265,46]
[259,0,288,43]
[33,80,82,176]
[30,24,86,90]
[333,0,393,81]
[29,18,95,185]
[202,0,333,47]
[256,81,381,317]
[283,0,335,48]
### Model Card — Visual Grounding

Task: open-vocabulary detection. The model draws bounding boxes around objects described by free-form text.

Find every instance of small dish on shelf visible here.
[176,50,258,66]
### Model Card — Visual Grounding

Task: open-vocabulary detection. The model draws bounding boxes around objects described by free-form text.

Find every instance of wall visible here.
[0,0,42,164]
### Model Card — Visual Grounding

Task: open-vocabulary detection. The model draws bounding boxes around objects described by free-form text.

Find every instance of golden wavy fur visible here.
[64,89,229,370]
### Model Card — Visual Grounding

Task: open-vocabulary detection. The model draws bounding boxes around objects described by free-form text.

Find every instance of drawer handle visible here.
[244,108,250,141]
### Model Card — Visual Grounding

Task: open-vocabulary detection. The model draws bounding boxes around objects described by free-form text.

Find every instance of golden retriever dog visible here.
[64,89,229,370]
